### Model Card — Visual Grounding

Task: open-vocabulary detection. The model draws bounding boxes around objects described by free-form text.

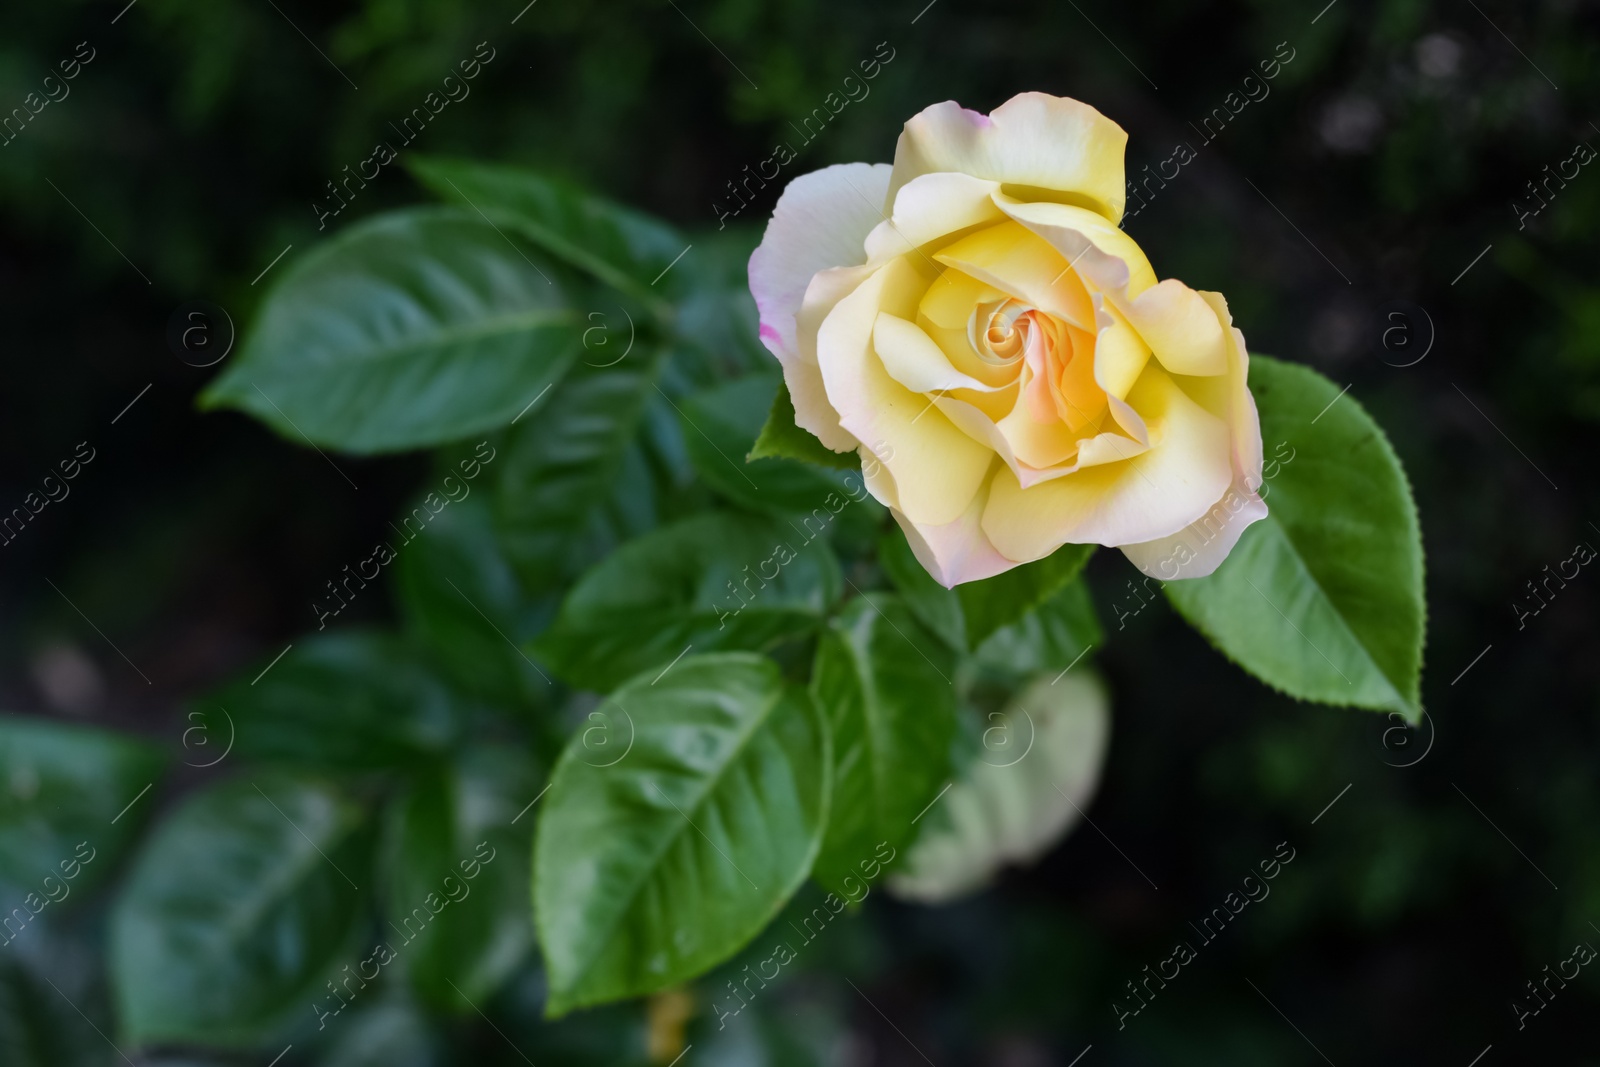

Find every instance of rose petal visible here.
[933,221,1096,331]
[1091,296,1152,400]
[865,172,1006,266]
[980,364,1233,557]
[888,94,1128,224]
[1120,477,1268,579]
[750,162,892,451]
[894,466,1021,588]
[816,258,995,526]
[873,313,1007,394]
[993,194,1158,296]
[1200,291,1265,488]
[794,264,877,450]
[1124,279,1229,377]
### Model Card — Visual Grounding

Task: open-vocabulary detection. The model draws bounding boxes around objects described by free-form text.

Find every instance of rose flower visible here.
[750,92,1265,586]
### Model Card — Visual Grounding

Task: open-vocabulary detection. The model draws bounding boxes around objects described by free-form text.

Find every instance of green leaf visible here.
[877,529,967,650]
[495,350,664,592]
[959,545,1096,649]
[749,379,860,471]
[680,375,881,527]
[810,596,956,896]
[317,997,440,1067]
[533,653,828,1016]
[0,717,165,896]
[889,671,1111,903]
[214,631,460,770]
[200,207,578,454]
[318,1004,444,1067]
[972,579,1102,678]
[110,775,373,1045]
[533,512,842,692]
[383,747,538,1012]
[668,225,773,375]
[880,529,1096,651]
[409,156,685,314]
[0,955,104,1067]
[1163,356,1426,720]
[393,492,551,704]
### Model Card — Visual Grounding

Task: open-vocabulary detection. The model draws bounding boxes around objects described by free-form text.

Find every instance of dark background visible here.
[2,0,1598,1063]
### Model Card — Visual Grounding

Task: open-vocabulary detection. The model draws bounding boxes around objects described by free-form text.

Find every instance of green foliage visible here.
[1165,356,1426,721]
[889,671,1111,903]
[532,654,829,1017]
[533,511,843,692]
[408,156,687,314]
[970,578,1103,677]
[681,374,869,517]
[0,719,165,896]
[809,597,956,896]
[0,955,102,1067]
[749,379,862,470]
[393,494,551,705]
[9,80,1434,1047]
[381,747,538,1012]
[215,631,461,769]
[881,529,1097,650]
[493,350,666,592]
[201,209,579,454]
[110,775,374,1046]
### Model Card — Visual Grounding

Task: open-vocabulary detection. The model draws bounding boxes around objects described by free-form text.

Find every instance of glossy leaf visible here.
[680,375,880,529]
[110,775,372,1045]
[409,156,686,312]
[213,631,460,770]
[495,350,664,592]
[533,512,842,692]
[0,716,164,896]
[889,671,1111,903]
[749,379,860,471]
[533,654,829,1016]
[383,747,538,1012]
[201,208,578,453]
[881,529,1096,651]
[959,544,1097,650]
[1164,356,1426,720]
[393,492,550,704]
[810,596,956,896]
[669,225,774,374]
[972,579,1102,678]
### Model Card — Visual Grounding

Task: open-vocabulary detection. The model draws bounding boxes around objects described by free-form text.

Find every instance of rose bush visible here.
[77,107,1423,1045]
[751,92,1266,586]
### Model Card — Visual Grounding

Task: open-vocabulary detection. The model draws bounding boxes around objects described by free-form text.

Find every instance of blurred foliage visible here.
[2,0,1599,1064]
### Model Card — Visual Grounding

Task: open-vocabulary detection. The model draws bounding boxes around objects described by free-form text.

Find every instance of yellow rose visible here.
[749,92,1265,586]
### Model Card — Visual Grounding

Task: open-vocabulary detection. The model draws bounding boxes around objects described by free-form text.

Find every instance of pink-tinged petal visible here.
[815,258,995,526]
[865,172,1005,266]
[794,265,876,451]
[1020,322,1056,423]
[1120,478,1268,579]
[1201,291,1265,488]
[750,163,892,451]
[980,364,1233,558]
[1054,321,1106,432]
[888,94,1129,224]
[894,467,1021,588]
